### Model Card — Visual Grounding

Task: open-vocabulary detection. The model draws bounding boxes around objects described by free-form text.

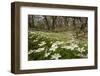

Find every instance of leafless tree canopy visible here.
[28,15,88,38]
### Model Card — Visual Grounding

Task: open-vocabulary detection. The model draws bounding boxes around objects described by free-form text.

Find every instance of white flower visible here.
[49,42,59,51]
[77,47,85,52]
[81,47,86,52]
[71,43,78,48]
[44,52,50,57]
[38,41,46,46]
[51,43,57,48]
[35,47,45,52]
[62,45,75,50]
[33,39,38,42]
[51,41,63,47]
[50,41,53,44]
[49,45,58,51]
[51,53,61,60]
[84,43,87,47]
[49,41,64,51]
[77,53,83,57]
[67,46,74,50]
[55,41,64,45]
[28,50,35,54]
[70,47,74,50]
[77,53,87,58]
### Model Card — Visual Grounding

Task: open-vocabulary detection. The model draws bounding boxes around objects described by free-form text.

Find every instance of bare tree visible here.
[51,16,57,30]
[43,16,51,30]
[28,15,35,29]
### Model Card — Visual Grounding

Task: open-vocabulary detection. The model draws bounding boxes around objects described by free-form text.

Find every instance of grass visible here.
[30,31,73,42]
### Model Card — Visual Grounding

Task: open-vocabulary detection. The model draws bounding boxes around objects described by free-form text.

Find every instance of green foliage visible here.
[28,31,88,60]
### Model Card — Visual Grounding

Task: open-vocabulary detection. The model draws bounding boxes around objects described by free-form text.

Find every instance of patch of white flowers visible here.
[28,31,88,60]
[35,47,45,52]
[51,53,61,60]
[77,47,85,52]
[28,50,35,54]
[49,42,58,51]
[62,43,78,50]
[49,41,64,51]
[28,47,45,54]
[38,41,46,46]
[54,41,64,45]
[44,52,51,57]
[33,39,38,42]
